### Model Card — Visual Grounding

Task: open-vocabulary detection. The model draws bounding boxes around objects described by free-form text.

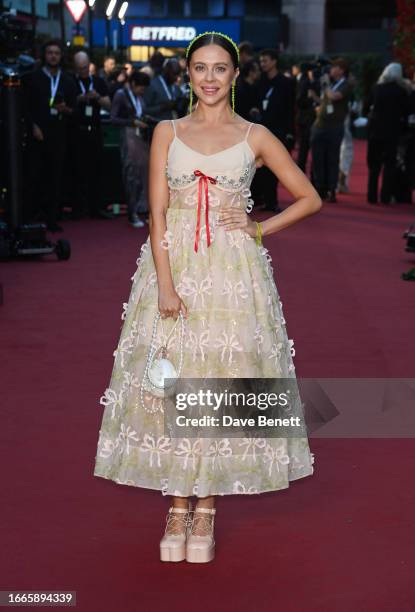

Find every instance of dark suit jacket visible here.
[365,81,410,141]
[257,72,295,139]
[143,74,186,120]
[110,86,147,127]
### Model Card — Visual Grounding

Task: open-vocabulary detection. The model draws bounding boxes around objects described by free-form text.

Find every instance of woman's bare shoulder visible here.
[152,119,175,143]
[249,123,285,148]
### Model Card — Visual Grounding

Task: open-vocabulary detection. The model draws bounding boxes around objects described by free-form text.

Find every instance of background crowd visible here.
[21,38,415,233]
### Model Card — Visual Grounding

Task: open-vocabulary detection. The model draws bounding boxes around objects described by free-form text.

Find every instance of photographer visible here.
[309,58,354,203]
[111,70,152,228]
[143,58,186,121]
[22,38,77,232]
[70,50,112,220]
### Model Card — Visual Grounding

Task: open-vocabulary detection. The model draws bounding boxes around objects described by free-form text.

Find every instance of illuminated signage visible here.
[130,26,197,42]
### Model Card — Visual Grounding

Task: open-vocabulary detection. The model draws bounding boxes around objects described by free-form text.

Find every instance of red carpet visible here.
[1,140,415,611]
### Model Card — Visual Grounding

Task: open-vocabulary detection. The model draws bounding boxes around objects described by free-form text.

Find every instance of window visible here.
[150,0,167,15]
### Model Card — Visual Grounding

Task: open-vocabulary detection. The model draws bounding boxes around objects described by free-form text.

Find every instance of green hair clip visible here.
[186,31,240,63]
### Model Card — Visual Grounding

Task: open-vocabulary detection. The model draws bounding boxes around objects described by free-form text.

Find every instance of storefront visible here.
[92,18,241,61]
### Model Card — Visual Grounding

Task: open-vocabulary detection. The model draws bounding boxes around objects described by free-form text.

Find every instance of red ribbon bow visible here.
[193,169,217,253]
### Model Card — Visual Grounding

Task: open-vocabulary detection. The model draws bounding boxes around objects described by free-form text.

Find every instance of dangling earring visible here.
[231,80,235,115]
[189,82,193,114]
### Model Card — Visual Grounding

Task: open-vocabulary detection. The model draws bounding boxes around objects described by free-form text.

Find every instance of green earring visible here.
[231,81,235,115]
[189,82,193,114]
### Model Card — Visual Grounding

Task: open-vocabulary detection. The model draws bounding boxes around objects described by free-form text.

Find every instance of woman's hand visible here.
[217,209,257,238]
[158,288,188,320]
[133,118,148,129]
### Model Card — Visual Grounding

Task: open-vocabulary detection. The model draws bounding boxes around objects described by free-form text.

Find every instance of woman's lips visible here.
[201,87,219,95]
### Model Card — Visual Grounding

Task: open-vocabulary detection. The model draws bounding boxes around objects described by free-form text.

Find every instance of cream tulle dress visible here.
[93,119,314,497]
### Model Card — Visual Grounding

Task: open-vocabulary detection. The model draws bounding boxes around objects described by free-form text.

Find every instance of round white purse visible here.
[140,310,185,407]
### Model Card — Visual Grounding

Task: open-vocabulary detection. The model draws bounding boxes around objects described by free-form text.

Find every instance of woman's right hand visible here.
[158,288,188,320]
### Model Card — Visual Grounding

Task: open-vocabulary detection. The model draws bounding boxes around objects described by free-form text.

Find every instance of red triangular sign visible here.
[65,0,87,22]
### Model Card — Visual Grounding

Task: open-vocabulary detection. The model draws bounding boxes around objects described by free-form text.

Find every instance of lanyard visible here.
[159,75,174,101]
[43,68,61,106]
[127,86,142,118]
[331,77,345,92]
[265,86,274,99]
[78,76,93,95]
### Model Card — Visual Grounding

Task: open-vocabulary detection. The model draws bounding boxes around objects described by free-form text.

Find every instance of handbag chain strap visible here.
[147,310,185,372]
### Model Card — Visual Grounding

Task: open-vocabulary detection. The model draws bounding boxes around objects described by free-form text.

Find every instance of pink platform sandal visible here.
[186,507,216,563]
[160,503,193,562]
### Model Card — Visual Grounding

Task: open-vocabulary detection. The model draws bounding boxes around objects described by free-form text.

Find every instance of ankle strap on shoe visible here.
[194,507,216,515]
[168,506,191,514]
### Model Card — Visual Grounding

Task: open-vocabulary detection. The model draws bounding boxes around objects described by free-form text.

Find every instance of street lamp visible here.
[106,0,117,18]
[118,1,128,19]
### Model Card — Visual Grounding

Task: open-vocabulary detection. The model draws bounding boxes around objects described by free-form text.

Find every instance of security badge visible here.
[326,103,334,114]
[85,105,93,117]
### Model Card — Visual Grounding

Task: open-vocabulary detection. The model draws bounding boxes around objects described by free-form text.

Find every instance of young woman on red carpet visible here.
[93,31,321,564]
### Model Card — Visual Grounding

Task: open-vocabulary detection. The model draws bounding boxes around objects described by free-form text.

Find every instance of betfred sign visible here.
[92,18,240,48]
[130,26,196,42]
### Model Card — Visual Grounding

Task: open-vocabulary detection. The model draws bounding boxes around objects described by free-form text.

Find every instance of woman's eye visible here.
[195,65,205,71]
[216,66,226,72]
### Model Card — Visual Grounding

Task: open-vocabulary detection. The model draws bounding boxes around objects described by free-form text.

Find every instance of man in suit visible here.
[309,58,354,203]
[70,50,113,220]
[22,39,77,232]
[143,58,186,121]
[254,48,296,212]
[295,63,318,174]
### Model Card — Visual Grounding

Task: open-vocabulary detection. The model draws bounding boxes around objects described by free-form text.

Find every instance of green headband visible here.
[186,31,240,63]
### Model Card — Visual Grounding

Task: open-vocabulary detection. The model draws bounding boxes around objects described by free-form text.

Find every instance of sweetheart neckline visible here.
[172,135,256,162]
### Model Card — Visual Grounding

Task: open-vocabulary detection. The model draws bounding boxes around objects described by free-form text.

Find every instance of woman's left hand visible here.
[217,209,257,238]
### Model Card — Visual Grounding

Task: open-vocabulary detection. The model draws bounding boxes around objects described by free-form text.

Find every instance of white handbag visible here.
[140,311,185,405]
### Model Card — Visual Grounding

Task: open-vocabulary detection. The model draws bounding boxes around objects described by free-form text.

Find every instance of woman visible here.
[111,70,151,227]
[94,32,321,563]
[365,62,411,204]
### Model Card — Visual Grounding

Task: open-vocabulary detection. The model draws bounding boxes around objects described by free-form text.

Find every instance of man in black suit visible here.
[295,63,318,174]
[253,48,295,212]
[22,39,77,232]
[70,50,113,220]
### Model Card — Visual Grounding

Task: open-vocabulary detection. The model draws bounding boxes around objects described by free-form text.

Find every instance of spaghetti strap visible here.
[171,118,176,136]
[244,122,254,141]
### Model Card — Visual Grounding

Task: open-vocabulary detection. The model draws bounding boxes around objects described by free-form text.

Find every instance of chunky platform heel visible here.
[160,504,192,562]
[186,507,216,563]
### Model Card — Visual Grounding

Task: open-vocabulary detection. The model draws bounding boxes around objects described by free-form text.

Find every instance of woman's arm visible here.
[148,121,188,319]
[218,124,321,238]
[252,124,322,237]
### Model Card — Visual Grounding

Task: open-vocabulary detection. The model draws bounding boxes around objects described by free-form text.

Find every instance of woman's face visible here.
[188,44,238,108]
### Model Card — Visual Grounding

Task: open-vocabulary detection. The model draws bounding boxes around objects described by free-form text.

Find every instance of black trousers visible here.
[25,129,66,225]
[310,124,344,194]
[70,126,105,216]
[253,134,288,208]
[297,121,313,173]
[366,137,398,203]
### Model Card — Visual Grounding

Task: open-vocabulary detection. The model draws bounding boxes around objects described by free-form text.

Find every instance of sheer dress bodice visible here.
[165,120,257,253]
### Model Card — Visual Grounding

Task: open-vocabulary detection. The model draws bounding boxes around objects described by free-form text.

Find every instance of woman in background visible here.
[111,70,151,228]
[365,62,411,204]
